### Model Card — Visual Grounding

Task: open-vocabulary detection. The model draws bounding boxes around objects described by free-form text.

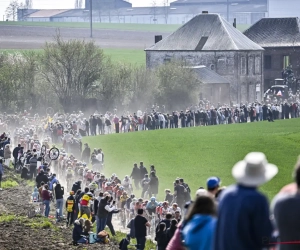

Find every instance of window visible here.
[255,56,261,74]
[241,57,246,75]
[264,55,272,69]
[195,36,208,51]
[283,55,290,69]
[164,58,171,63]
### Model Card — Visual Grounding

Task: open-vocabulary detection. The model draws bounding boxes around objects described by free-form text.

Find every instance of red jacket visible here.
[41,190,51,201]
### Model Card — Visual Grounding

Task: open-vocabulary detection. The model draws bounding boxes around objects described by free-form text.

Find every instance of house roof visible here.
[27,9,69,18]
[51,3,266,18]
[172,0,252,4]
[191,66,230,84]
[146,13,263,51]
[244,17,300,47]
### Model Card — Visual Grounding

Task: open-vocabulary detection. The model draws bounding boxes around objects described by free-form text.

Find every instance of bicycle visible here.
[41,144,60,167]
[149,213,157,238]
[120,208,127,229]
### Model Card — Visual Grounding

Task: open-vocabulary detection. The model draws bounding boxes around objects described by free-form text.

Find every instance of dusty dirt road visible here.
[0,25,170,50]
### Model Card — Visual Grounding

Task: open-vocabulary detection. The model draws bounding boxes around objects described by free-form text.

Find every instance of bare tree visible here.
[5,0,23,21]
[162,0,169,24]
[151,0,157,24]
[75,0,83,9]
[24,0,32,9]
[40,31,106,112]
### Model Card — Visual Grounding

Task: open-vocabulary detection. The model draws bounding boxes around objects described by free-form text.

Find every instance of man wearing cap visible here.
[206,177,221,197]
[214,152,277,250]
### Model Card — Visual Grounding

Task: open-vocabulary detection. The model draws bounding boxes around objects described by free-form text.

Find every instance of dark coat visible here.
[72,182,81,193]
[139,166,148,179]
[155,230,168,249]
[130,167,140,180]
[55,185,64,200]
[149,176,159,194]
[35,172,49,188]
[72,222,83,242]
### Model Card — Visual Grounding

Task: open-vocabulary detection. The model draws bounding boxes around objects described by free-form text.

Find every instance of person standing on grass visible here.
[0,159,3,191]
[134,209,150,250]
[4,144,11,167]
[42,184,51,218]
[149,171,159,198]
[271,157,300,250]
[54,182,64,219]
[139,162,148,185]
[206,177,221,198]
[66,191,75,227]
[96,195,116,233]
[214,152,278,250]
[174,179,185,210]
[130,163,141,189]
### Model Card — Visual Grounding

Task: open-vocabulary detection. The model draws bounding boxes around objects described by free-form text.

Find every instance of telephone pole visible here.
[90,0,93,38]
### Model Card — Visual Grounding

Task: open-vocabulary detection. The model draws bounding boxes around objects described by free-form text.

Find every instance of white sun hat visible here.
[232,152,278,187]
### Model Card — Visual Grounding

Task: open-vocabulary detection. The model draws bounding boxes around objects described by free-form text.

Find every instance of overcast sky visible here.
[0,0,176,21]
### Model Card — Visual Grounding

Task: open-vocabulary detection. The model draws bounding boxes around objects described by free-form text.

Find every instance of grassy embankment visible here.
[83,119,300,201]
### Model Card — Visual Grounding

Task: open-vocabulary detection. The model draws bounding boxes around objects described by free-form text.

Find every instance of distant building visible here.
[145,13,264,103]
[171,0,268,24]
[244,17,300,91]
[17,0,267,25]
[192,65,231,104]
[84,0,132,10]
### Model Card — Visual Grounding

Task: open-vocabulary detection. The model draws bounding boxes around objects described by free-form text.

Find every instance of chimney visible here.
[233,18,237,28]
[155,35,163,44]
[202,11,208,14]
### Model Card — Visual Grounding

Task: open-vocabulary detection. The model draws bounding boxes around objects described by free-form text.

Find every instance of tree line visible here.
[0,34,200,114]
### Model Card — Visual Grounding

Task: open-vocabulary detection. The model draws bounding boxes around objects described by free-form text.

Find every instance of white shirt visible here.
[104,205,116,212]
[96,153,103,162]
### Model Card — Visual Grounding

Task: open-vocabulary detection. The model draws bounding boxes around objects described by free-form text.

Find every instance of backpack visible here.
[89,232,99,244]
[98,230,110,244]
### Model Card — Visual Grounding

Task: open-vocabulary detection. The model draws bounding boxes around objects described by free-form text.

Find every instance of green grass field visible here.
[83,119,300,201]
[1,48,145,65]
[104,48,145,65]
[0,21,249,32]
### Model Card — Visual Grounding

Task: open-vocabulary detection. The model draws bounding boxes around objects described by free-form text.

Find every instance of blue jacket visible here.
[182,215,216,250]
[0,163,3,175]
[214,185,273,250]
[50,177,58,190]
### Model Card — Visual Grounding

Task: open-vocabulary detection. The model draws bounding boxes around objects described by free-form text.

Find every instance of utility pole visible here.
[90,0,93,38]
[226,0,229,22]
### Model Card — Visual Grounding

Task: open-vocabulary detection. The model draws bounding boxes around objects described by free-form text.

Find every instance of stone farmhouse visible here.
[244,17,300,91]
[145,12,264,104]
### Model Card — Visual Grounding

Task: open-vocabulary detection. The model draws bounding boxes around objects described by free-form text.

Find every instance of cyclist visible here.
[141,174,150,198]
[129,197,138,217]
[169,203,181,217]
[146,197,159,216]
[66,167,74,191]
[77,165,84,181]
[122,175,133,194]
[88,181,98,192]
[84,170,93,186]
[157,201,170,220]
[120,191,129,209]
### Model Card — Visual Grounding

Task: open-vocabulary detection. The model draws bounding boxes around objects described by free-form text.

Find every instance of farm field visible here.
[1,48,145,65]
[83,119,300,201]
[0,21,250,32]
